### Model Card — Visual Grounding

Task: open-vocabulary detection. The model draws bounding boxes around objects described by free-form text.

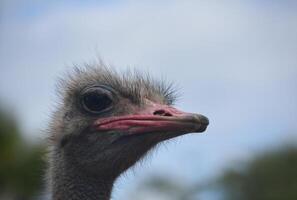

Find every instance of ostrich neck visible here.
[50,150,114,200]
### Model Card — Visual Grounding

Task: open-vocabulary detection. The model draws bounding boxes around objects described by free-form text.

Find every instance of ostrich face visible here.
[50,67,208,178]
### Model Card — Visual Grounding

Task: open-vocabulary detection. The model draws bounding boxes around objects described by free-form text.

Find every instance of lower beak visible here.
[93,106,209,136]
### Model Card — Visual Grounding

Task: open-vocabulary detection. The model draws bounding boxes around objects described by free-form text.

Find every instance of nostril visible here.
[153,109,173,117]
[153,110,165,115]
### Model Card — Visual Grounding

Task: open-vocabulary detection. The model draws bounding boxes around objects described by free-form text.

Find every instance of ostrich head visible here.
[48,65,209,199]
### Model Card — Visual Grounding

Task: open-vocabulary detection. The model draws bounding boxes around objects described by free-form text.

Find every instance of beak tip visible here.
[200,115,209,126]
[192,114,209,132]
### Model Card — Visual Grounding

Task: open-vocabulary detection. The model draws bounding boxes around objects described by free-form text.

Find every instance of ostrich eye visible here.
[81,87,113,114]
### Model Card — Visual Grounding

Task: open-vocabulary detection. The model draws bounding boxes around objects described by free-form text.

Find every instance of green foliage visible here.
[129,174,195,200]
[132,145,297,200]
[0,108,46,200]
[220,146,297,200]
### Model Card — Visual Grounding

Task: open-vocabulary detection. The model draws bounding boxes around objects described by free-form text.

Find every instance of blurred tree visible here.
[128,145,297,200]
[0,107,46,200]
[128,175,194,200]
[219,146,297,200]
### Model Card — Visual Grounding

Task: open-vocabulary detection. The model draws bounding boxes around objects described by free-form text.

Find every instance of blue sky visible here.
[1,1,297,199]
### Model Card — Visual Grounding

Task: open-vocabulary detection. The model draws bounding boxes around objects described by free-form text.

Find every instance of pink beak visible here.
[93,103,209,136]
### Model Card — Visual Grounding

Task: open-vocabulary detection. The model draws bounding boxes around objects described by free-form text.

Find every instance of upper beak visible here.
[93,103,209,137]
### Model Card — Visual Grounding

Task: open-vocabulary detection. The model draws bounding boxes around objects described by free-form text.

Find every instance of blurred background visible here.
[0,0,296,199]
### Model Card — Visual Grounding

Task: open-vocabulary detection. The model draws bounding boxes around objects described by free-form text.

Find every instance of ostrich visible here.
[47,64,209,200]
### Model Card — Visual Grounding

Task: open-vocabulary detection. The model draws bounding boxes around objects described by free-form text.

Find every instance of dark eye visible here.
[81,87,113,114]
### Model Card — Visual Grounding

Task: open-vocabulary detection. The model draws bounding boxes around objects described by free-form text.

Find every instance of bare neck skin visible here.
[50,149,114,200]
